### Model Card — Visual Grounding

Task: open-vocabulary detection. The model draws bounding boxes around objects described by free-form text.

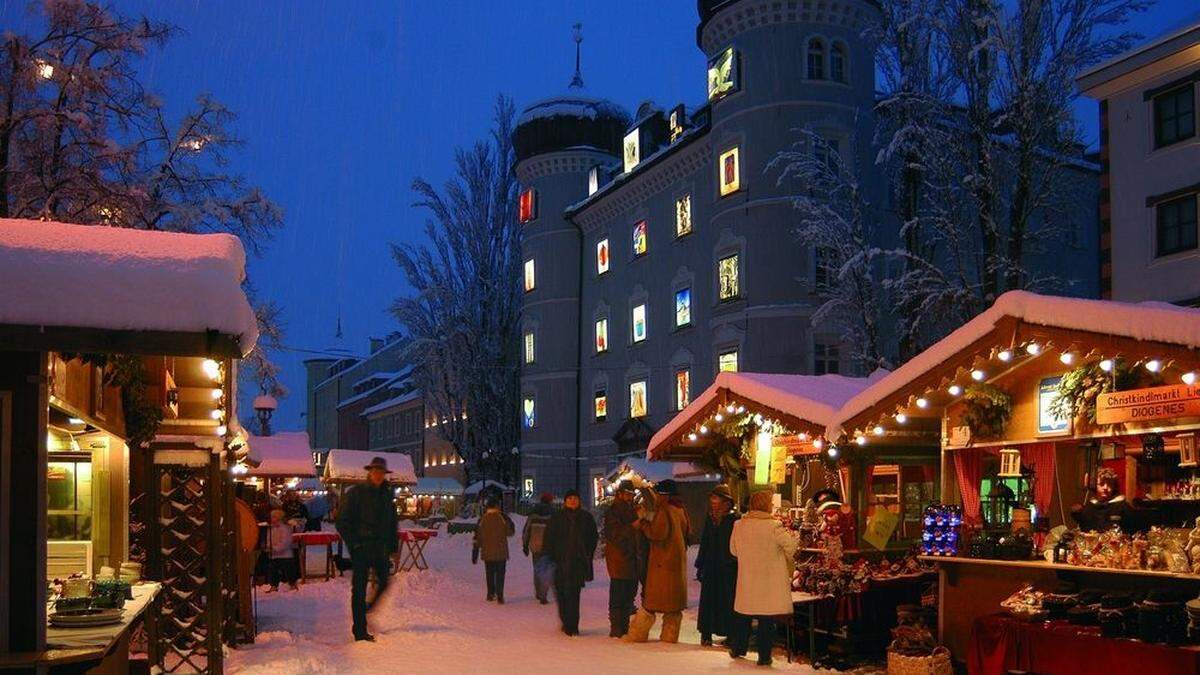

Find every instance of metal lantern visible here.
[998,447,1022,478]
[1178,434,1197,468]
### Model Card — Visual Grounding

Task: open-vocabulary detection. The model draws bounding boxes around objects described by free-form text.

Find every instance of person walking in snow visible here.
[473,495,515,603]
[696,484,739,646]
[335,456,399,642]
[624,479,691,643]
[728,490,800,666]
[522,492,556,604]
[604,481,641,637]
[542,489,598,636]
[264,508,300,592]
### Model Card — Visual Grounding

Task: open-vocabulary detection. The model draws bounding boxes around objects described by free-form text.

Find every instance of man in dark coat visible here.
[604,481,640,637]
[335,457,399,642]
[542,489,598,636]
[695,484,739,646]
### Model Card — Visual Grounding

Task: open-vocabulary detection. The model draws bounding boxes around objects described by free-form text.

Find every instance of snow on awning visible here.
[323,449,417,486]
[246,432,315,477]
[604,458,718,486]
[647,371,882,460]
[0,218,258,355]
[831,290,1200,439]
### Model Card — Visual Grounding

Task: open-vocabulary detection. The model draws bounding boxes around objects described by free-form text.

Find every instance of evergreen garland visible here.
[1049,360,1140,424]
[962,383,1013,439]
[63,353,164,448]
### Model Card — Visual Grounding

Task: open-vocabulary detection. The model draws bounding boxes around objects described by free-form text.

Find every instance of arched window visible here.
[807,39,826,80]
[830,42,848,82]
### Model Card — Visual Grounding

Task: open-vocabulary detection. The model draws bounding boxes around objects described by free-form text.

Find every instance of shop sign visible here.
[1096,384,1200,425]
[863,509,900,550]
[946,425,971,448]
[769,444,788,485]
[1038,376,1070,435]
[774,434,817,456]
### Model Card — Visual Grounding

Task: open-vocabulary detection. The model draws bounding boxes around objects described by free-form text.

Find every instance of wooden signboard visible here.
[769,444,788,485]
[775,434,817,456]
[1096,384,1200,425]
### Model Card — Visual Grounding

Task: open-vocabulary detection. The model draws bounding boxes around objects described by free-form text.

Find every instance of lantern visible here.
[998,447,1022,478]
[1178,434,1197,468]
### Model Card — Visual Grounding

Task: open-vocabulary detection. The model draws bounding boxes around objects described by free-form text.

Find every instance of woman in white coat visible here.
[729,490,800,666]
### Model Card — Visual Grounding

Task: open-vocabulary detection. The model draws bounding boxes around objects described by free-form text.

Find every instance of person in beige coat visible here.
[624,480,691,643]
[729,490,799,666]
[473,495,515,603]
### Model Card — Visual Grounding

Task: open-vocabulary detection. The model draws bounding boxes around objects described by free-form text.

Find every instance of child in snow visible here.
[265,508,299,592]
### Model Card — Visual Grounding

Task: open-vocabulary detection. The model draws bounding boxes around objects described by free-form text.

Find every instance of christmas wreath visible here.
[962,383,1013,440]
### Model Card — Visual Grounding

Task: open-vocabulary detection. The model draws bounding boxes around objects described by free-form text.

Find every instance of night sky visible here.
[1,0,1193,431]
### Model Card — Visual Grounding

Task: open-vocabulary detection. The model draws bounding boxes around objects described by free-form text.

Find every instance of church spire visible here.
[568,23,584,89]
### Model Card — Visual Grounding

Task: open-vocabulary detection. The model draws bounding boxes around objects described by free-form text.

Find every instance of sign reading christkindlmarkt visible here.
[1096,384,1200,425]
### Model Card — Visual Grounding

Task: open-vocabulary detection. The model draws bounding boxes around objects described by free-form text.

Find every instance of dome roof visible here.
[513,83,630,163]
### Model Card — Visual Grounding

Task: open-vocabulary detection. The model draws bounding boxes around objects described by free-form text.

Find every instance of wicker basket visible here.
[886,646,952,675]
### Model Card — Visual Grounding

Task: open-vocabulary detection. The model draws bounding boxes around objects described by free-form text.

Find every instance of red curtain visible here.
[954,447,985,527]
[1019,442,1056,516]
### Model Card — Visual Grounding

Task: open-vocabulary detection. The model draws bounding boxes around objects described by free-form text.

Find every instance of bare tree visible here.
[391,95,522,485]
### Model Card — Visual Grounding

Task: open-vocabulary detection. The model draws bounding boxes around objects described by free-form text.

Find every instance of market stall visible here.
[832,290,1200,668]
[240,431,317,495]
[601,457,719,538]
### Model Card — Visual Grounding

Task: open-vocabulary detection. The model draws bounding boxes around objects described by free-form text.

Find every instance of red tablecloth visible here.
[969,613,1200,675]
[398,529,438,542]
[292,532,340,546]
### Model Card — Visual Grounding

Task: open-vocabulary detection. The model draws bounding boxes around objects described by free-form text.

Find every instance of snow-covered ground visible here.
[227,516,841,674]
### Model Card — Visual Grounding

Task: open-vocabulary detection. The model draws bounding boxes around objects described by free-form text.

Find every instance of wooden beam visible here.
[0,325,243,359]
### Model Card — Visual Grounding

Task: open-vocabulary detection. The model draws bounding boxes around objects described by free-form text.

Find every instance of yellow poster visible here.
[862,509,900,550]
[768,444,787,485]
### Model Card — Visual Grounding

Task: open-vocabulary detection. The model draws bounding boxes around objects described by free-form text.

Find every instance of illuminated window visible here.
[633,220,648,257]
[675,195,692,237]
[675,369,690,410]
[669,105,687,142]
[519,187,538,223]
[594,390,608,422]
[524,259,535,292]
[830,43,847,82]
[588,166,600,195]
[719,147,740,196]
[674,288,691,327]
[523,476,535,499]
[595,318,608,353]
[718,254,739,300]
[522,395,536,429]
[807,39,826,80]
[719,350,739,373]
[523,330,535,364]
[632,304,647,343]
[623,128,640,173]
[815,342,840,375]
[707,47,739,101]
[597,239,610,274]
[629,380,647,418]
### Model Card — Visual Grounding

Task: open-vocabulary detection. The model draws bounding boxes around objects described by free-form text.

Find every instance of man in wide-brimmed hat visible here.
[695,484,739,646]
[336,456,399,641]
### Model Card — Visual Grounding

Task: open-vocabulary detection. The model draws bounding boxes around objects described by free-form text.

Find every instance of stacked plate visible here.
[49,608,124,628]
[119,562,141,583]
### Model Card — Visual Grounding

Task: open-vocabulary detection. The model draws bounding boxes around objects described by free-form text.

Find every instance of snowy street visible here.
[227,518,834,674]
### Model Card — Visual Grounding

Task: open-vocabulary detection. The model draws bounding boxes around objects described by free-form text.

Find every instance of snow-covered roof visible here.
[463,480,513,495]
[831,290,1200,437]
[353,371,402,389]
[361,389,422,417]
[246,432,315,477]
[323,449,417,485]
[0,218,258,354]
[647,371,884,457]
[517,90,628,126]
[410,477,463,496]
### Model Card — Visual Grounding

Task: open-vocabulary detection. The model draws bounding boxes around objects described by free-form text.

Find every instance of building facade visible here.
[1078,18,1200,305]
[516,0,1099,503]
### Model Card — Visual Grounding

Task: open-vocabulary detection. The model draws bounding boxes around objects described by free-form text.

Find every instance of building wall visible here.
[305,339,407,451]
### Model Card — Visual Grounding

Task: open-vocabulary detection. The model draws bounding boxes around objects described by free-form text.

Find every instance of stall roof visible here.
[246,431,316,477]
[605,457,719,485]
[0,218,257,356]
[411,477,463,496]
[647,371,884,459]
[323,449,417,485]
[831,290,1200,439]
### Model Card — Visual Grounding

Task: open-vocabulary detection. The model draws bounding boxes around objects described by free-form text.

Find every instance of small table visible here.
[395,529,438,572]
[792,591,830,665]
[292,531,340,583]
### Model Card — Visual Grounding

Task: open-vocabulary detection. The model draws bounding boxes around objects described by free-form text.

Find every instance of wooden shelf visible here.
[919,555,1200,581]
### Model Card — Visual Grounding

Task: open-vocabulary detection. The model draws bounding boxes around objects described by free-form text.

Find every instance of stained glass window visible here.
[597,239,610,274]
[675,369,690,410]
[632,304,647,343]
[629,380,647,418]
[523,330,534,364]
[675,194,692,237]
[719,147,740,196]
[519,188,537,223]
[524,259,535,292]
[707,47,738,101]
[623,128,640,173]
[594,391,607,422]
[719,350,739,373]
[633,220,648,257]
[522,396,535,429]
[595,318,608,353]
[588,166,600,195]
[675,288,691,327]
[718,254,739,300]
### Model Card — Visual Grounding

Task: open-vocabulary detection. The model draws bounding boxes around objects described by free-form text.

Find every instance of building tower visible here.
[513,27,630,498]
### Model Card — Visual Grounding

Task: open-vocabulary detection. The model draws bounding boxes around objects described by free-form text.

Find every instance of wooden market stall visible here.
[602,457,719,541]
[242,431,317,494]
[0,219,258,673]
[832,290,1200,670]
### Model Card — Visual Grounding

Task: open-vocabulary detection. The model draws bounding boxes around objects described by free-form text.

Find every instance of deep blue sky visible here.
[1,0,1192,431]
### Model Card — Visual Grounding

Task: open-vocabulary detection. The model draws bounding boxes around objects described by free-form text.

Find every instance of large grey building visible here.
[515,0,1099,504]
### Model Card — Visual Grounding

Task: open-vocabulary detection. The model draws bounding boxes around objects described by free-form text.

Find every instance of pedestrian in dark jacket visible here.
[473,496,515,603]
[522,493,556,604]
[696,484,739,645]
[335,457,399,642]
[542,489,598,636]
[604,481,640,637]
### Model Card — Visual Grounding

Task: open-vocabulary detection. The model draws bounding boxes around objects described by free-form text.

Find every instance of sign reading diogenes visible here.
[1096,384,1200,425]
